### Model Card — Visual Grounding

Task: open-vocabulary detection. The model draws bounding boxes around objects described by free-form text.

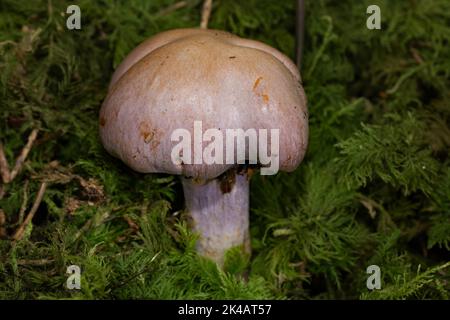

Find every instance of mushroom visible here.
[99,28,308,265]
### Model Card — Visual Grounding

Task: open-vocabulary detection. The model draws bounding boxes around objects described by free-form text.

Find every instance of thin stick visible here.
[12,181,47,241]
[410,47,424,64]
[18,179,29,225]
[9,128,38,181]
[0,142,11,183]
[0,40,16,47]
[157,1,187,17]
[0,209,6,238]
[296,0,305,69]
[200,0,213,29]
[0,209,5,225]
[16,258,54,266]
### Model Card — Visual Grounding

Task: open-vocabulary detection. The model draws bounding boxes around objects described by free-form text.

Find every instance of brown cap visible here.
[99,28,308,180]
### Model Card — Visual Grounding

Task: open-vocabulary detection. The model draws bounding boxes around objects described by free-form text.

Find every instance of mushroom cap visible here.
[99,28,308,180]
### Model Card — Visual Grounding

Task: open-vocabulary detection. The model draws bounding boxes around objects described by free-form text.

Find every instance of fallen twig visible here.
[0,209,6,239]
[296,0,305,69]
[9,128,39,182]
[12,181,47,241]
[18,179,29,225]
[123,215,139,232]
[16,258,54,266]
[410,47,424,64]
[0,142,11,183]
[0,40,16,48]
[157,1,187,17]
[200,0,212,29]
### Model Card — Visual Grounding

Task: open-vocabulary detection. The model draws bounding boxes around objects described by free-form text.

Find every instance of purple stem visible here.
[181,172,250,265]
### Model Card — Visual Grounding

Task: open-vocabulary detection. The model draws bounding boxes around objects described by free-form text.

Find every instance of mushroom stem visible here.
[182,171,250,265]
